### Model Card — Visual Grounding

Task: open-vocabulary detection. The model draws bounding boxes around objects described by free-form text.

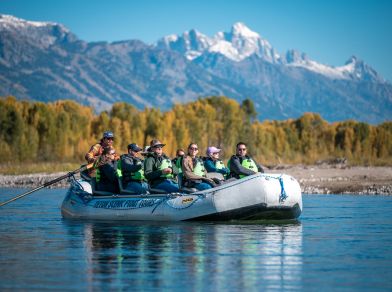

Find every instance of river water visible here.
[0,188,391,291]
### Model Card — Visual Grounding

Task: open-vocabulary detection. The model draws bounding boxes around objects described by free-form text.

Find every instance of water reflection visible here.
[65,221,303,291]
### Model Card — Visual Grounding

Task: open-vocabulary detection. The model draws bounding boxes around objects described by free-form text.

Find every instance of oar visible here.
[0,162,96,207]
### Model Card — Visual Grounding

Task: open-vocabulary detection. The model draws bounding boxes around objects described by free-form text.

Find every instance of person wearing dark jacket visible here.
[228,142,264,179]
[144,139,179,193]
[119,143,148,194]
[96,146,119,193]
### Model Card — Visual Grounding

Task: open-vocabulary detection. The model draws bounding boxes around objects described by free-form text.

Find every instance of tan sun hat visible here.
[150,139,166,148]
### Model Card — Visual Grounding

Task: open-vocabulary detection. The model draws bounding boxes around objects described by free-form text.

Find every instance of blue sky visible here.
[1,0,392,81]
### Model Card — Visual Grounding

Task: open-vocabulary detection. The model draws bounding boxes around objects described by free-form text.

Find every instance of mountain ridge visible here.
[0,14,391,123]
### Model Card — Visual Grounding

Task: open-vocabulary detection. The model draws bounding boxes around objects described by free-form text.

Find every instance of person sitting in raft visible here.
[118,143,148,194]
[85,131,119,177]
[144,139,180,193]
[95,146,119,193]
[228,142,264,179]
[182,143,217,191]
[204,146,230,178]
[172,148,185,186]
[172,148,185,167]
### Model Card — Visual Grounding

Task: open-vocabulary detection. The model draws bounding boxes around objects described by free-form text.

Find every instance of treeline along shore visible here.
[1,96,391,166]
[1,164,391,195]
[1,95,391,194]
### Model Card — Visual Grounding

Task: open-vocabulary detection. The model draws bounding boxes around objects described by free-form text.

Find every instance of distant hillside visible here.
[1,96,391,166]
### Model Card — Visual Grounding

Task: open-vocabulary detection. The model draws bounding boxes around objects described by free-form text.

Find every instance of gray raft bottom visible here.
[184,203,302,221]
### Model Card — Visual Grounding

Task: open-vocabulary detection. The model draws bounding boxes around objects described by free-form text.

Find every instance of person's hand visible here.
[107,154,115,161]
[212,177,221,185]
[209,179,218,188]
[162,168,172,174]
[203,178,217,187]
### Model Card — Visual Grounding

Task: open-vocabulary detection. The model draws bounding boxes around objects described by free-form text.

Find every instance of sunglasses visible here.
[189,147,198,150]
[105,137,114,141]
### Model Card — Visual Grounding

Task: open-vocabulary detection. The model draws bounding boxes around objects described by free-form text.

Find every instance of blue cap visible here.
[103,131,114,139]
[128,143,142,152]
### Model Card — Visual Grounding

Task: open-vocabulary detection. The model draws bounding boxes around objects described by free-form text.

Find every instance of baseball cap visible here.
[128,143,142,152]
[103,131,114,139]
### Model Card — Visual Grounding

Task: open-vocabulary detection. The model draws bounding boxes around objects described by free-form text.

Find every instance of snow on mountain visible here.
[0,14,74,49]
[285,50,384,82]
[1,14,390,123]
[156,22,280,63]
[0,14,53,28]
[157,23,385,83]
[285,49,349,79]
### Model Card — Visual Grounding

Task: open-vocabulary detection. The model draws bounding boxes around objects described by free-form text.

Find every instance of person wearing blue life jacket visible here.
[118,143,148,194]
[144,139,179,193]
[228,142,264,179]
[182,143,218,191]
[204,146,230,178]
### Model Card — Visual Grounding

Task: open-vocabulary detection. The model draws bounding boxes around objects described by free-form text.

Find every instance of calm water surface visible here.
[0,188,392,291]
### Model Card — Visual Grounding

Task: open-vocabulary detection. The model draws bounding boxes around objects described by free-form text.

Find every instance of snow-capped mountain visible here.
[157,22,384,83]
[0,14,76,48]
[1,14,391,123]
[284,50,384,82]
[156,22,280,63]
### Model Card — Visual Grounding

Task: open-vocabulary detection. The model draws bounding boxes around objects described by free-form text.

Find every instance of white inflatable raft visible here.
[61,173,302,221]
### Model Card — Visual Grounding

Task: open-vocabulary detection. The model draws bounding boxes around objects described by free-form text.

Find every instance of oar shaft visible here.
[0,185,46,207]
[0,162,94,208]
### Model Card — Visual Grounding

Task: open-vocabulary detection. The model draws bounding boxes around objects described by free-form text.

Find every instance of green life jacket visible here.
[117,158,145,181]
[116,160,123,179]
[95,157,104,182]
[159,158,174,179]
[228,156,258,178]
[176,157,183,174]
[131,160,145,180]
[240,158,258,178]
[96,168,102,182]
[215,160,225,170]
[193,158,206,177]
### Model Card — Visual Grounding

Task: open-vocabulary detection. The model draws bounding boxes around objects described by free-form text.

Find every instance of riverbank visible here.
[269,165,392,195]
[0,165,391,195]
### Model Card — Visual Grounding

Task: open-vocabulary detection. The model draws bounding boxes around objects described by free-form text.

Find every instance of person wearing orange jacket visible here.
[85,131,119,177]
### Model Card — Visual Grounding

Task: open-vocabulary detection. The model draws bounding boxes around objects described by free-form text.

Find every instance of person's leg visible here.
[125,181,148,194]
[155,180,179,193]
[141,182,149,193]
[194,182,212,191]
